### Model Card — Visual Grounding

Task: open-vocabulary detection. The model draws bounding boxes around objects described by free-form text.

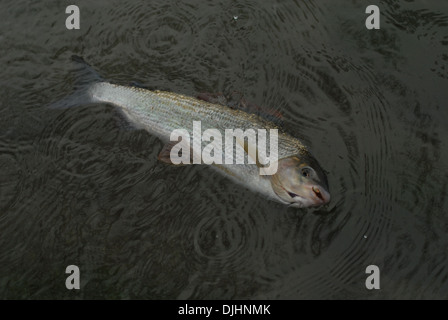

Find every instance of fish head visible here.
[270,154,330,208]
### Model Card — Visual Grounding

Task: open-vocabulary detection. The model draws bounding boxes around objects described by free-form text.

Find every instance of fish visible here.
[52,56,330,208]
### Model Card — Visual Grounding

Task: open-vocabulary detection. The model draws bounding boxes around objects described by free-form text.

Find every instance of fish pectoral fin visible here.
[157,142,192,165]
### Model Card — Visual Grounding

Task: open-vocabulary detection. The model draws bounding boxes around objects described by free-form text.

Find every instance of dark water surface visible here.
[1,0,447,299]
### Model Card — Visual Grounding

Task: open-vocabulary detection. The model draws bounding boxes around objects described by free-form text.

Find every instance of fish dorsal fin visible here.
[129,81,149,89]
[197,91,284,126]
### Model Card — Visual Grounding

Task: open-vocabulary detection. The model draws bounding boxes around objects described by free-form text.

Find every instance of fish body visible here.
[54,57,330,208]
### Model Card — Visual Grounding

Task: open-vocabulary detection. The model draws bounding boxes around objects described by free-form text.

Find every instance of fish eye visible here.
[301,167,312,178]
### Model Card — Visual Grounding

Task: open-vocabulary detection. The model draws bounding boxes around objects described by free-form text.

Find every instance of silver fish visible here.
[54,57,330,208]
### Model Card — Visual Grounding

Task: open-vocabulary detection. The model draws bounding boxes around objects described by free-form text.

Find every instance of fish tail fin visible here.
[48,55,103,109]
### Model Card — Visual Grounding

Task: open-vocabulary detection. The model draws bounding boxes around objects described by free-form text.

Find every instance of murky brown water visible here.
[0,0,447,299]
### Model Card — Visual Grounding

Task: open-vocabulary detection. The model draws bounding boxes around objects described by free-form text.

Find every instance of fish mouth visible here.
[310,186,330,205]
[279,184,324,207]
[271,173,330,207]
[313,186,323,200]
[284,185,330,207]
